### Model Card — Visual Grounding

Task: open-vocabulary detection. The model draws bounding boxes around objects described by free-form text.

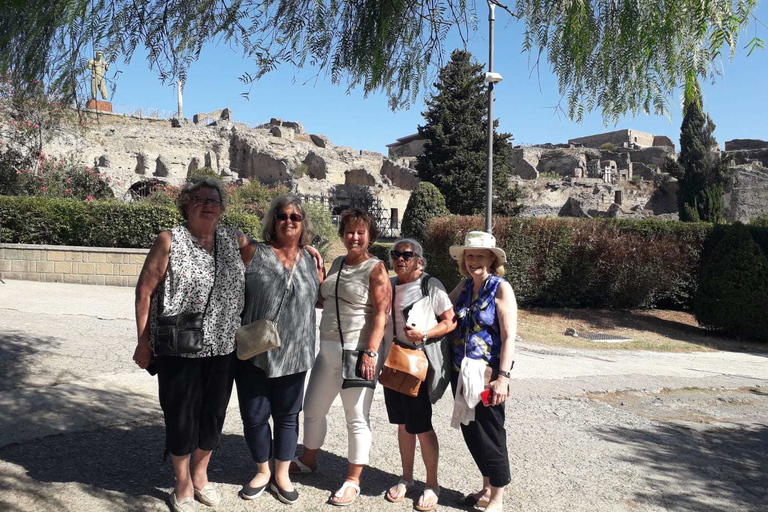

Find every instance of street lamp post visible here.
[484,1,502,234]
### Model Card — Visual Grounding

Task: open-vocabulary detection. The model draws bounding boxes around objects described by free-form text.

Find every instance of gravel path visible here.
[1,280,766,512]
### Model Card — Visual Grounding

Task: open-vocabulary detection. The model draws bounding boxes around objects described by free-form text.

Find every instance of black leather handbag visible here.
[335,257,376,390]
[153,237,217,356]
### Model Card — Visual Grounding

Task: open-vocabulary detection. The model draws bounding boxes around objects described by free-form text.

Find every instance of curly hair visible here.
[176,178,227,219]
[338,208,379,246]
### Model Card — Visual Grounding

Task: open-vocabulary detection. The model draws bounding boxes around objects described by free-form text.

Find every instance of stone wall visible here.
[0,244,146,286]
[568,129,656,148]
[723,165,768,222]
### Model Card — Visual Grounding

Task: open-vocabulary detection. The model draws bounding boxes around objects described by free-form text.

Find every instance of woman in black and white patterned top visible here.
[133,178,251,512]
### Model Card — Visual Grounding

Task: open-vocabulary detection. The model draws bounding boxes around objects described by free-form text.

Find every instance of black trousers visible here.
[451,366,511,488]
[235,360,307,463]
[157,352,236,457]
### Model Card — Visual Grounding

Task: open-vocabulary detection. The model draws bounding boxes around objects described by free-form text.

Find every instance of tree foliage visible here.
[0,1,761,118]
[694,223,768,341]
[416,49,523,216]
[676,95,731,223]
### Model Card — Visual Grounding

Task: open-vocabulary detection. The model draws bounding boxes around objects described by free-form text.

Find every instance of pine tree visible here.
[676,95,731,223]
[416,49,522,216]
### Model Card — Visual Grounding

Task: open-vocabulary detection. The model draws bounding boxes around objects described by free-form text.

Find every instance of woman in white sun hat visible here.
[447,231,517,512]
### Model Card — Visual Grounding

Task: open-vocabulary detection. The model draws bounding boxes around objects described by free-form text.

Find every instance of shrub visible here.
[424,216,711,309]
[187,166,222,181]
[600,142,618,151]
[401,182,450,243]
[369,242,393,268]
[1,154,113,200]
[228,180,288,218]
[0,196,260,248]
[695,223,768,341]
[304,201,336,259]
[750,214,768,227]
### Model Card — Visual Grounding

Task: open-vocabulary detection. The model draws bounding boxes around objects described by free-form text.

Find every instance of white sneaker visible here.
[170,491,197,512]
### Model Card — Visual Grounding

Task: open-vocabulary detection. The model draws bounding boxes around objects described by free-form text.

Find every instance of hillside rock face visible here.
[40,112,416,225]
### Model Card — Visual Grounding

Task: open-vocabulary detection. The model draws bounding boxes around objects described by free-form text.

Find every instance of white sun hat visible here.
[449,231,507,264]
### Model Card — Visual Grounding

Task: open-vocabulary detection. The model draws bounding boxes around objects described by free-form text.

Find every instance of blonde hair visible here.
[457,250,505,277]
[261,194,315,247]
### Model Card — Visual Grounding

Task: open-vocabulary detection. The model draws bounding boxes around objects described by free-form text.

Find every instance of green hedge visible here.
[0,196,261,248]
[425,216,713,309]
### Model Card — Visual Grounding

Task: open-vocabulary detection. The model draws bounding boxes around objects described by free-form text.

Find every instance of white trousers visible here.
[303,338,376,465]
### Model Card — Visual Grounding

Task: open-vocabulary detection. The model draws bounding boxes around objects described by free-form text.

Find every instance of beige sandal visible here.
[385,478,413,503]
[415,486,440,512]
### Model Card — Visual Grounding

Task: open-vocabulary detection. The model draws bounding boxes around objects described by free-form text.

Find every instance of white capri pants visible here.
[302,338,379,465]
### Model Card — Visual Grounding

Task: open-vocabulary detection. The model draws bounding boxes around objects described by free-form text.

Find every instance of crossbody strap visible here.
[270,248,301,322]
[201,234,218,318]
[335,257,345,347]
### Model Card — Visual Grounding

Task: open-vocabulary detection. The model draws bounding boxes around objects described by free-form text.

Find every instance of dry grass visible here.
[517,308,768,353]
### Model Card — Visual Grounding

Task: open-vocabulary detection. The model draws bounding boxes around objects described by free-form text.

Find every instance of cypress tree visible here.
[677,95,731,223]
[416,49,522,216]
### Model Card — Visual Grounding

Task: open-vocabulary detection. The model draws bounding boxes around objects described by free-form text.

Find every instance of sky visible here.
[106,6,767,155]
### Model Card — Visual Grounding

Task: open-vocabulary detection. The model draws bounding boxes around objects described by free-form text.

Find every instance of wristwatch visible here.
[498,369,512,379]
[363,349,378,358]
[421,331,429,344]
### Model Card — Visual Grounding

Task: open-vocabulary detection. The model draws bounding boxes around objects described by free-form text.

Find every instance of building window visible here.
[390,208,399,228]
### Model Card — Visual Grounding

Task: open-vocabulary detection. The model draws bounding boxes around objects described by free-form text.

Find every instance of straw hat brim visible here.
[449,245,507,265]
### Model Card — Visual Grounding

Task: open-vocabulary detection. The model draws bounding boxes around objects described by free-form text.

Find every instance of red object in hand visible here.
[480,388,492,406]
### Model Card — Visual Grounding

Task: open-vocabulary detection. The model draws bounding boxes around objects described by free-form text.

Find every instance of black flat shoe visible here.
[240,482,268,500]
[459,494,490,509]
[270,479,300,505]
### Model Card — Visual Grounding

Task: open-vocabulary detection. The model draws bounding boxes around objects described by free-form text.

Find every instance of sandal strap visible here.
[334,481,361,498]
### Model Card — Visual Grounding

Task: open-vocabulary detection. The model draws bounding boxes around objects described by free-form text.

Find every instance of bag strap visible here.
[391,275,424,350]
[270,248,301,322]
[335,257,345,348]
[202,233,218,318]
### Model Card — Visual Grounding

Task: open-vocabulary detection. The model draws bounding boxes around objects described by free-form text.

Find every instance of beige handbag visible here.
[236,249,300,360]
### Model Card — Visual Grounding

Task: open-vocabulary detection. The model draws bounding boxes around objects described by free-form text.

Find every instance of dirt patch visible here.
[517,308,768,353]
[581,387,768,425]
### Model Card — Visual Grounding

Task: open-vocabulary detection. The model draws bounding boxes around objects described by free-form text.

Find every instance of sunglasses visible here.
[192,197,222,208]
[275,213,304,222]
[390,250,419,261]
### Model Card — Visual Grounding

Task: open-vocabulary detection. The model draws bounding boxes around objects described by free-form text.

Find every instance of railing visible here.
[108,104,177,119]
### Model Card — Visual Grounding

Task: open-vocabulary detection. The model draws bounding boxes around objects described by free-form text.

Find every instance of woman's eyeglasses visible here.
[390,250,419,261]
[275,213,304,222]
[192,197,222,208]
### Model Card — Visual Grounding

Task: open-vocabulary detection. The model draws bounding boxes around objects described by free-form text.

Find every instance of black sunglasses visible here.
[192,197,222,208]
[390,250,419,261]
[275,213,304,222]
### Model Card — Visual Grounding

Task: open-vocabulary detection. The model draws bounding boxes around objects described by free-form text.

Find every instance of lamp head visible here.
[484,72,503,84]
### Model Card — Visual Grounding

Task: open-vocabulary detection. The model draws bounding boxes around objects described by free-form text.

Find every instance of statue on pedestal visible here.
[88,51,110,100]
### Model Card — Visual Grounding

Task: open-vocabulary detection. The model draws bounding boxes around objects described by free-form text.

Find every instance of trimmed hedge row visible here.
[0,196,262,247]
[425,216,712,309]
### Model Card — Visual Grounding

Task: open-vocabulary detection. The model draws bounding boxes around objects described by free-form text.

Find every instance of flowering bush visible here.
[3,152,113,200]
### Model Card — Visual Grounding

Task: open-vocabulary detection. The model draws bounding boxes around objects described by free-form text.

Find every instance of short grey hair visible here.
[390,238,428,270]
[261,193,315,247]
[176,177,227,219]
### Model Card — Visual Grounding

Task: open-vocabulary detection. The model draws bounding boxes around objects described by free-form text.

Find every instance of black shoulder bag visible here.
[336,257,376,389]
[153,236,218,356]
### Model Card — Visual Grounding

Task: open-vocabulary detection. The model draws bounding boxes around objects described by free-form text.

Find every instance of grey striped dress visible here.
[241,243,319,378]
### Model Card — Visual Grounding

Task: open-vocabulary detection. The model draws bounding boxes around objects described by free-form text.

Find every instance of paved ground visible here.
[0,279,766,512]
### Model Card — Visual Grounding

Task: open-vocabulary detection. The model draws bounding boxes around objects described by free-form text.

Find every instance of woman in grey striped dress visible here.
[235,194,324,504]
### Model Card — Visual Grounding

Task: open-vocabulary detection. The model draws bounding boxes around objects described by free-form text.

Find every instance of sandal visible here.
[415,486,440,512]
[385,478,413,503]
[288,457,316,474]
[329,480,361,507]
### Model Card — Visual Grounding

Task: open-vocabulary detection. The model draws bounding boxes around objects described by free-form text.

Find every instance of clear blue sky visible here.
[108,7,767,154]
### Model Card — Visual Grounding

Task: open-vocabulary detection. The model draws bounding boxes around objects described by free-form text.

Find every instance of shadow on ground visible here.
[594,423,768,512]
[0,422,438,511]
[529,308,768,354]
[0,331,62,391]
